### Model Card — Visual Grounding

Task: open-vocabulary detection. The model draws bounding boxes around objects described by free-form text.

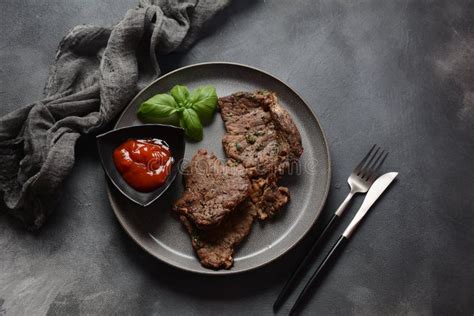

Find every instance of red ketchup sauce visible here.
[113,138,174,192]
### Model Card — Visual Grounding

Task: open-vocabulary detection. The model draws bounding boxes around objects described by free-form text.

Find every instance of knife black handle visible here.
[273,214,340,312]
[289,235,348,316]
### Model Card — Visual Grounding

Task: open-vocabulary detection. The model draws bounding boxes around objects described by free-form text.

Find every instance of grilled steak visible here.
[249,175,290,220]
[219,91,303,178]
[173,149,250,230]
[219,91,303,219]
[176,91,304,270]
[180,200,256,269]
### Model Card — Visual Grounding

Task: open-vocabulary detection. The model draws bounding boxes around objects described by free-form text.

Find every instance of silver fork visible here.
[273,144,389,312]
[335,144,389,216]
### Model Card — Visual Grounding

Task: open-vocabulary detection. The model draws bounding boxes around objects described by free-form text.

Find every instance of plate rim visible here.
[107,61,331,275]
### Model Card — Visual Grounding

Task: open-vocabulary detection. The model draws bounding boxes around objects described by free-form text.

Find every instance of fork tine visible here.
[359,147,380,178]
[367,153,387,182]
[375,151,388,172]
[363,149,384,180]
[354,144,377,174]
[367,151,389,181]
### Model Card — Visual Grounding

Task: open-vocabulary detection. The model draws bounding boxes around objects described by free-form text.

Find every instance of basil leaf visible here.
[180,108,203,141]
[189,85,218,122]
[137,93,178,121]
[135,84,218,141]
[137,113,180,125]
[170,85,190,106]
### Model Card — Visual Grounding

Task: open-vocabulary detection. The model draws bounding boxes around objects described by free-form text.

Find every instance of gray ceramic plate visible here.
[107,62,330,275]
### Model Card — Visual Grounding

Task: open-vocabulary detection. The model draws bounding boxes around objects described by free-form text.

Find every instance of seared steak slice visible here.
[180,200,257,269]
[219,91,303,178]
[173,149,250,230]
[219,91,302,219]
[249,175,290,220]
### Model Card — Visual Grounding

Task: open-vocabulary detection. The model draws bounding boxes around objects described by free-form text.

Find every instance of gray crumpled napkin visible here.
[0,0,229,230]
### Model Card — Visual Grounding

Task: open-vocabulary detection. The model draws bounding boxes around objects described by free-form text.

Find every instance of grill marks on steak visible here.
[180,201,256,269]
[219,91,303,220]
[173,149,250,230]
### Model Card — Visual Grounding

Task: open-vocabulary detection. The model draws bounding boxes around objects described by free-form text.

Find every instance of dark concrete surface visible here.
[1,0,473,315]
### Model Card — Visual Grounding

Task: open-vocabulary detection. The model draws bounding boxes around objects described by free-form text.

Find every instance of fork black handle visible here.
[273,214,340,312]
[288,235,348,316]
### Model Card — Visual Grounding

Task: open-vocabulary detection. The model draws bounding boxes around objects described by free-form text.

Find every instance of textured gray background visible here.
[1,0,473,315]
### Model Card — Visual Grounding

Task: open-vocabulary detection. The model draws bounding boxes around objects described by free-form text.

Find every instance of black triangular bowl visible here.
[96,124,185,207]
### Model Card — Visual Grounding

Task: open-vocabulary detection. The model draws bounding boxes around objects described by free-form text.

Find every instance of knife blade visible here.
[342,171,398,239]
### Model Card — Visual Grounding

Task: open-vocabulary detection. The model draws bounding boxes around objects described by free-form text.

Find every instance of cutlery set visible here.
[274,145,398,315]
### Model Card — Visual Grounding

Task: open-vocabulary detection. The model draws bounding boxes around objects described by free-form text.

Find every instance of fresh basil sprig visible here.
[137,84,218,141]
